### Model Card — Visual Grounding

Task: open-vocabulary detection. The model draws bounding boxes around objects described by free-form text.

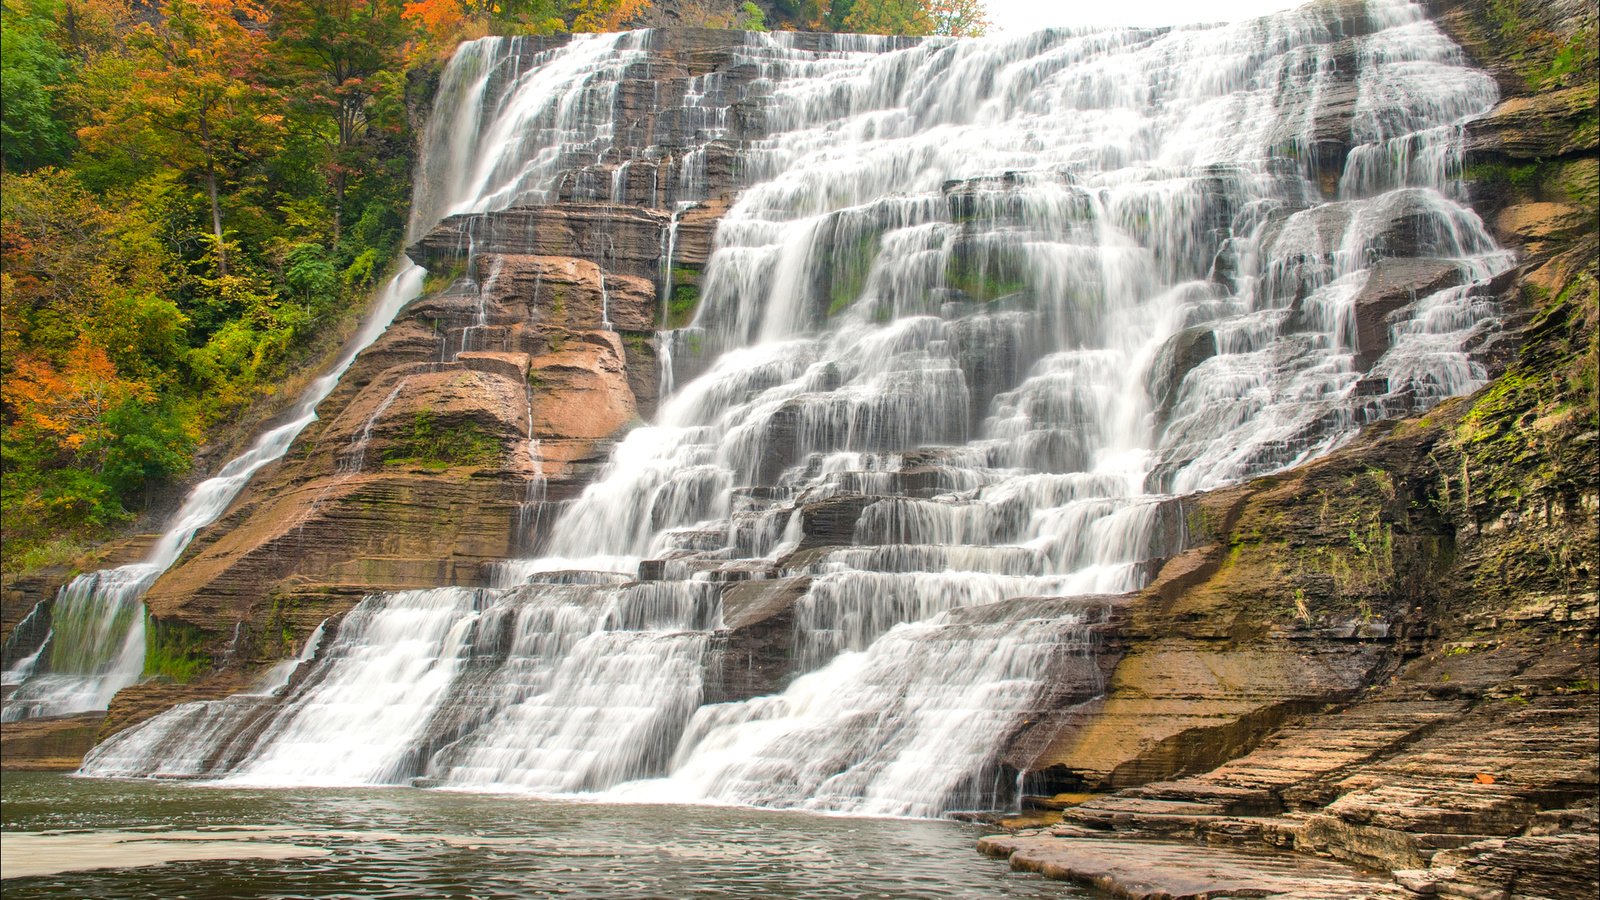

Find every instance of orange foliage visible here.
[402,0,467,35]
[6,337,151,461]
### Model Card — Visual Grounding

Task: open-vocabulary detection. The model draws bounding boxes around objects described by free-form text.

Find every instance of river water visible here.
[0,773,1070,898]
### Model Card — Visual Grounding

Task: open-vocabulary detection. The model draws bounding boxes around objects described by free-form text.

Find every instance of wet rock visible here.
[411,204,672,283]
[790,495,875,550]
[1353,258,1468,370]
[1,583,57,670]
[671,198,731,270]
[1148,326,1218,425]
[704,577,812,704]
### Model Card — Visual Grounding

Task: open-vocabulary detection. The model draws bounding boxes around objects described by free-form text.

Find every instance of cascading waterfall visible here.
[85,1,1513,817]
[0,265,426,723]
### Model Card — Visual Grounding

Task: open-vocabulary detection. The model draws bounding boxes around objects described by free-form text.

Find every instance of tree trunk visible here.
[332,170,344,248]
[199,114,227,277]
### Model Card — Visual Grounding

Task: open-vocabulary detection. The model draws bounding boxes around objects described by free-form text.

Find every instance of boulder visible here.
[1353,258,1468,370]
[1148,326,1218,425]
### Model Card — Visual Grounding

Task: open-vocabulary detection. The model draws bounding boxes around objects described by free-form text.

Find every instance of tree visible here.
[78,0,281,277]
[569,0,650,31]
[1,0,75,170]
[268,0,412,245]
[839,0,986,36]
[6,336,151,465]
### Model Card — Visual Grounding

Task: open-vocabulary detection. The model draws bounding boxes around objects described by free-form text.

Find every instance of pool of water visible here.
[0,774,1076,898]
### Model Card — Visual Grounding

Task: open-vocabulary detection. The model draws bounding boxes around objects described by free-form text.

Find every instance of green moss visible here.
[423,261,466,296]
[143,617,212,684]
[667,283,701,329]
[943,244,1028,302]
[1465,159,1547,193]
[266,593,301,657]
[827,227,883,316]
[382,410,499,469]
[1531,27,1599,89]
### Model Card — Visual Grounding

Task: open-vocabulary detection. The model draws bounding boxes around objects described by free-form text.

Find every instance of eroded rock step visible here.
[978,833,1402,899]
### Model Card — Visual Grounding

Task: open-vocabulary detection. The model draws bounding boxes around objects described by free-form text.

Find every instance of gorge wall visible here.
[2,1,1595,895]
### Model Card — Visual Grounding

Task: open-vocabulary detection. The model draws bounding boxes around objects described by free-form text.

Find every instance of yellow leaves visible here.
[571,0,652,33]
[842,0,987,37]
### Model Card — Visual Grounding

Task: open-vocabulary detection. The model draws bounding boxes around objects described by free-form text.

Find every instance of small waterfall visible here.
[341,378,410,473]
[610,609,1080,817]
[86,3,1515,817]
[2,265,426,722]
[79,620,326,778]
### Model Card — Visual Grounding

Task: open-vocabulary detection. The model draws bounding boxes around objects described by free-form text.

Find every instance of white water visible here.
[2,266,426,722]
[85,2,1513,816]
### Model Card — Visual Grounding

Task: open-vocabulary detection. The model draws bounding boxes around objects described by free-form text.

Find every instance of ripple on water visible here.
[0,775,1076,899]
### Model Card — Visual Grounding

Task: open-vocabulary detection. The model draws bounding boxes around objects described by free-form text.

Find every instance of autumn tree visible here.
[570,0,650,31]
[7,338,151,464]
[52,0,134,62]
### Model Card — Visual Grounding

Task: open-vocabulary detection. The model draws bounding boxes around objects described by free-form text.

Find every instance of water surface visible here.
[1,774,1073,898]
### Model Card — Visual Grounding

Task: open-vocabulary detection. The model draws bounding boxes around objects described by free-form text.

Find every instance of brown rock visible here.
[1464,86,1600,161]
[410,204,671,283]
[0,713,105,771]
[977,834,1394,899]
[477,254,657,333]
[1492,202,1592,251]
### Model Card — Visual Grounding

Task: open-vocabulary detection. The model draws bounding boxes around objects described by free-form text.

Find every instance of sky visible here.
[984,0,1306,31]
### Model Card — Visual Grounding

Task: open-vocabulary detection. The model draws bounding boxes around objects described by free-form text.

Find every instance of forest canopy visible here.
[0,0,986,569]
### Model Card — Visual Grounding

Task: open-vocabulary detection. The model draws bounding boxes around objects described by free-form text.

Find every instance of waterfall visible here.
[84,2,1513,817]
[1,266,426,723]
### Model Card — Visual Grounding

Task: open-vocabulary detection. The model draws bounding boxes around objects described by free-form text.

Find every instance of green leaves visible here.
[0,0,75,170]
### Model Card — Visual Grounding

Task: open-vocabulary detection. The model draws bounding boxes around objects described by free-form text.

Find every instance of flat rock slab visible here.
[1,829,330,880]
[978,834,1397,899]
